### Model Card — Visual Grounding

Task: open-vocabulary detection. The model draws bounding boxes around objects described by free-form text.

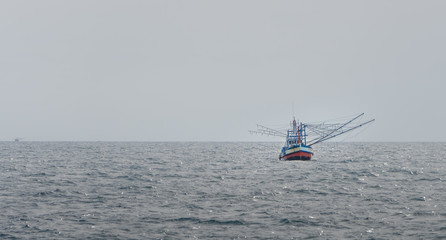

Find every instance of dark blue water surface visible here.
[1,142,445,239]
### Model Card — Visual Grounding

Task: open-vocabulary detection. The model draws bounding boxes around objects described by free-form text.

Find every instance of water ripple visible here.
[0,142,445,239]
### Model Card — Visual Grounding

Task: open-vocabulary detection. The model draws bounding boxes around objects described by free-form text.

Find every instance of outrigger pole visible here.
[311,118,375,144]
[307,113,374,146]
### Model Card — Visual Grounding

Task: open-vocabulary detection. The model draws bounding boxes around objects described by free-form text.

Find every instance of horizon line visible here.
[3,140,446,143]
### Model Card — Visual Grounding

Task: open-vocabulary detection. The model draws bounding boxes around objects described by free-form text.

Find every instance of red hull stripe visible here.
[283,151,313,160]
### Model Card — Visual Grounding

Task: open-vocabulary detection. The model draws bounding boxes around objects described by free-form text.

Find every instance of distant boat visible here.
[14,138,22,142]
[250,113,375,161]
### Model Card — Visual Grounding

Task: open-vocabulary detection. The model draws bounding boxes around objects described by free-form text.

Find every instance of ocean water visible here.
[0,142,445,239]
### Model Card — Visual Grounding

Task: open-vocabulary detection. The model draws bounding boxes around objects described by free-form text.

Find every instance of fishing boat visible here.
[250,113,375,161]
[279,118,313,160]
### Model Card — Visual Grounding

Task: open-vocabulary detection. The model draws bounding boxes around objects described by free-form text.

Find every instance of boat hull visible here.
[280,145,313,161]
[281,151,312,161]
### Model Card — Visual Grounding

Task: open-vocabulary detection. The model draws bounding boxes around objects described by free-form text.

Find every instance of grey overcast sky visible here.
[1,0,445,141]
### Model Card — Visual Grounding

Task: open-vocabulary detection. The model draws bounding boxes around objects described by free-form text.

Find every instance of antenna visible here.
[292,102,295,118]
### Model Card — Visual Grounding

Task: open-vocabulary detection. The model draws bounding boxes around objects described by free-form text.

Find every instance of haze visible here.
[1,1,445,141]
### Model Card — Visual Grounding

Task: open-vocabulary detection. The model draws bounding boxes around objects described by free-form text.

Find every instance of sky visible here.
[1,0,445,142]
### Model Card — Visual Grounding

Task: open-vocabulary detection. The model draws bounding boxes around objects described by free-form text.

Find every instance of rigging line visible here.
[313,113,363,124]
[341,121,373,142]
[308,113,365,146]
[306,127,328,138]
[250,124,287,137]
[249,130,285,137]
[257,124,287,135]
[320,119,375,142]
[309,118,375,146]
[337,125,362,143]
[306,123,351,137]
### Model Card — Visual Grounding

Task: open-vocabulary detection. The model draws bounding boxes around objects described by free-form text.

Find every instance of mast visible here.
[297,121,301,145]
[292,117,297,133]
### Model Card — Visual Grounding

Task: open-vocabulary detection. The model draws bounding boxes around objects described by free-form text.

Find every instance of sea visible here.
[0,142,445,239]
